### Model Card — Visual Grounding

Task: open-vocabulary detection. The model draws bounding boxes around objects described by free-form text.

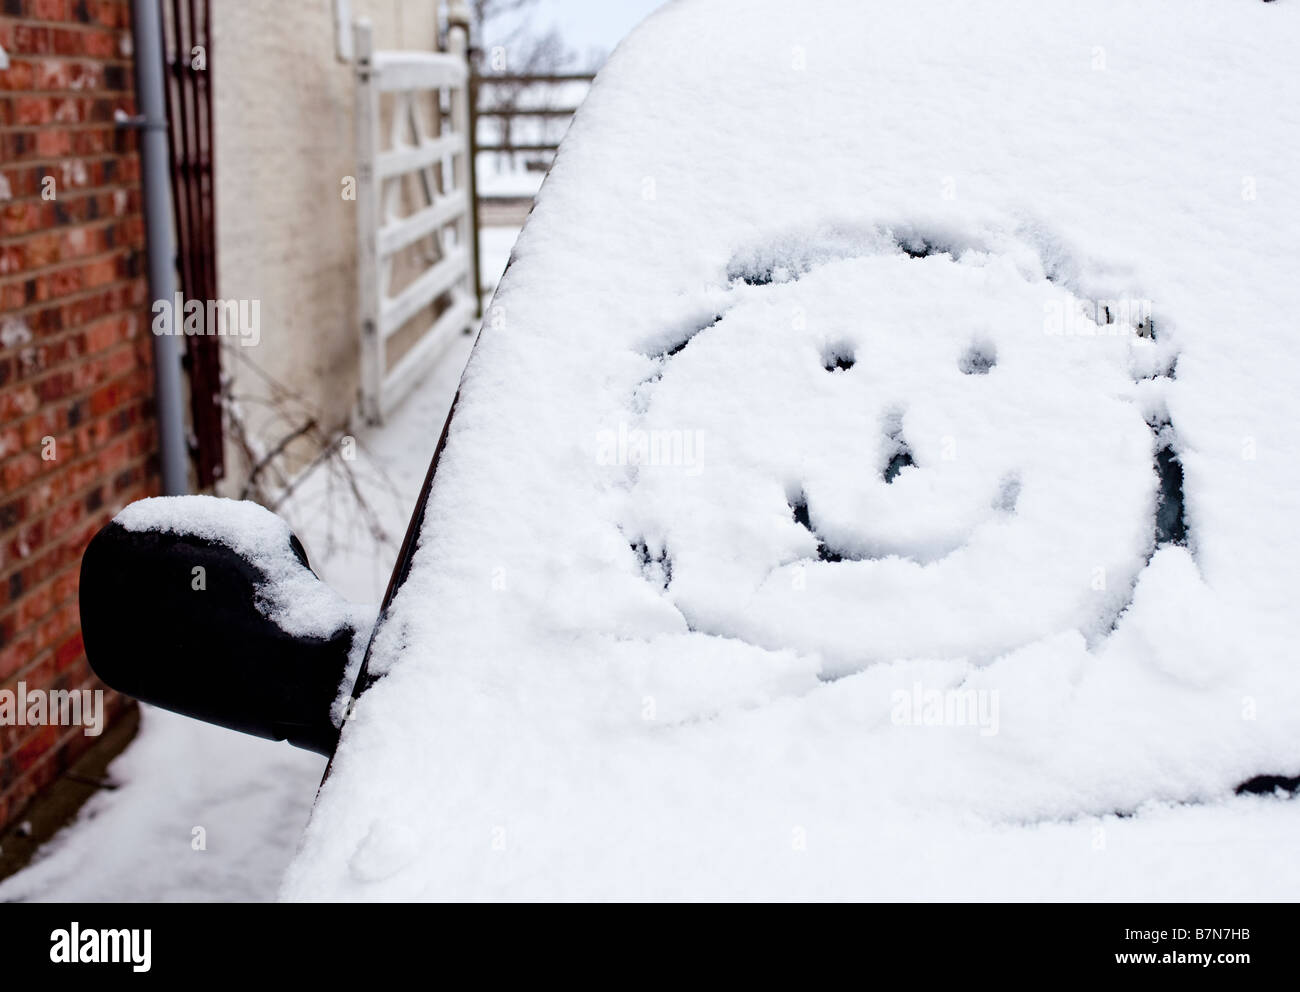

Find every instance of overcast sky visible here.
[492,0,670,61]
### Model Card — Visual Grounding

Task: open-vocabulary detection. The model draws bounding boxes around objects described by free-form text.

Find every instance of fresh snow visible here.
[0,708,325,903]
[475,163,545,200]
[478,225,522,296]
[283,0,1300,900]
[115,495,365,645]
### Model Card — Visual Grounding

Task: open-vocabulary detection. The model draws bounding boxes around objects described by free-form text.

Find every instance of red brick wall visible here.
[0,0,156,830]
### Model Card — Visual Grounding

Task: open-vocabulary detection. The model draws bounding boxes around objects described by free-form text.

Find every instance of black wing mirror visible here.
[79,497,365,755]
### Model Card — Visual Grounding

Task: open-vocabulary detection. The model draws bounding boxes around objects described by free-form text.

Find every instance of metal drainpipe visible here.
[447,0,482,316]
[130,0,189,496]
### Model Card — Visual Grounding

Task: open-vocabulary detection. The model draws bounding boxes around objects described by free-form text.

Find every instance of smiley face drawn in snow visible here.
[620,226,1183,676]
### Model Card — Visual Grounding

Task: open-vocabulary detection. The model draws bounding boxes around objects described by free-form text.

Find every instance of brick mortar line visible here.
[0,560,128,650]
[0,183,144,205]
[0,385,157,505]
[0,427,157,533]
[0,217,144,252]
[0,206,140,243]
[0,316,151,393]
[4,672,121,711]
[0,353,150,405]
[0,619,76,686]
[0,238,140,278]
[0,371,156,468]
[0,23,129,31]
[0,283,149,357]
[0,117,137,134]
[0,196,142,221]
[0,377,156,486]
[1,625,76,691]
[0,271,146,328]
[0,508,152,670]
[0,337,150,418]
[1,567,107,674]
[0,61,135,73]
[0,121,141,134]
[2,688,126,761]
[0,430,157,524]
[0,466,157,630]
[0,317,147,374]
[1,173,144,192]
[0,706,130,813]
[0,183,140,203]
[0,729,95,803]
[1,558,106,666]
[0,152,140,172]
[0,722,129,813]
[1,565,80,635]
[0,16,130,24]
[0,87,134,94]
[1,679,139,767]
[0,709,130,818]
[0,19,129,32]
[0,308,146,371]
[0,241,143,292]
[0,408,155,499]
[1,683,118,750]
[0,88,135,97]
[0,519,110,623]
[0,54,135,67]
[0,38,128,45]
[0,89,135,99]
[0,75,135,89]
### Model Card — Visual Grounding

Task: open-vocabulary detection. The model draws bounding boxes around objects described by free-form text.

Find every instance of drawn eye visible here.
[822,343,856,372]
[959,341,997,375]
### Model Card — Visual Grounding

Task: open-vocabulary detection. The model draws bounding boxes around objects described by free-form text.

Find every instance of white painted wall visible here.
[212,0,442,494]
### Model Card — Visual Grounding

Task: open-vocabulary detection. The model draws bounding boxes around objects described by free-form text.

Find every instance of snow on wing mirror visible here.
[79,496,368,755]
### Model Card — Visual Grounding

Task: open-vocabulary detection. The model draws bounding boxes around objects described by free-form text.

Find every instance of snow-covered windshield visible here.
[284,0,1300,900]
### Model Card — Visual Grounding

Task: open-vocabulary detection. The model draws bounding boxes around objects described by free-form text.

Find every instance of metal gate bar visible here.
[161,0,223,486]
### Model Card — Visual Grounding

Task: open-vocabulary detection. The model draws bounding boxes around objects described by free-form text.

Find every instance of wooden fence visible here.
[471,70,594,230]
[353,20,478,425]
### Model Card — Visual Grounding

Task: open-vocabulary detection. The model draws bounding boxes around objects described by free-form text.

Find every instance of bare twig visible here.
[220,344,405,567]
[238,418,318,501]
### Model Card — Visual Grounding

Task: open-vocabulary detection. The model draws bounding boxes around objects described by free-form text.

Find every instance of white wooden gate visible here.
[353,19,477,425]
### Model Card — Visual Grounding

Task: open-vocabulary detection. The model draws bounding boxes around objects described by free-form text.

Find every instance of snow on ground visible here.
[284,0,1300,900]
[476,160,546,199]
[479,226,522,297]
[0,709,325,903]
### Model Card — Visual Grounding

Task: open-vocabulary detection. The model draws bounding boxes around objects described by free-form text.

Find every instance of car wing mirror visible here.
[79,497,365,755]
